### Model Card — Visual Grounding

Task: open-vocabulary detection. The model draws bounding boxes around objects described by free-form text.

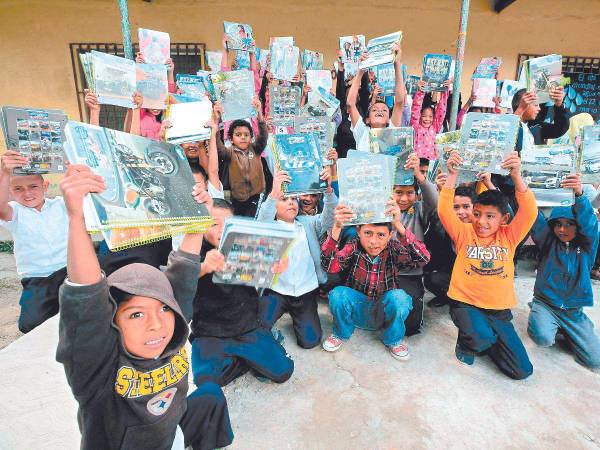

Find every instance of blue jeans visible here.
[449,301,533,380]
[328,286,412,346]
[528,299,600,369]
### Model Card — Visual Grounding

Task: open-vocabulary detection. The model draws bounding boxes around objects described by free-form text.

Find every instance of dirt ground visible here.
[0,253,21,349]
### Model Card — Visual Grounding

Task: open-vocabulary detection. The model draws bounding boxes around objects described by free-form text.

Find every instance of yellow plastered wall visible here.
[1,0,599,140]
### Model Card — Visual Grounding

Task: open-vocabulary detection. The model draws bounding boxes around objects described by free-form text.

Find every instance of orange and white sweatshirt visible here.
[437,187,537,310]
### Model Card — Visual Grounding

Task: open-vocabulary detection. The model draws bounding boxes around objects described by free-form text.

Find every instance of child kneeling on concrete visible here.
[528,173,600,369]
[438,151,537,380]
[56,165,233,450]
[320,200,430,360]
[256,169,337,349]
[0,151,68,333]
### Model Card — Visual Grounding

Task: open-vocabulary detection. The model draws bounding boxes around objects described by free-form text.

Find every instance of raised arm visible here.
[84,89,101,126]
[129,92,143,136]
[562,173,598,241]
[437,151,465,241]
[253,107,269,153]
[346,61,366,127]
[502,152,537,243]
[0,151,27,221]
[256,170,290,221]
[213,103,232,160]
[206,120,223,192]
[390,42,407,127]
[539,86,569,140]
[410,84,425,126]
[433,85,450,132]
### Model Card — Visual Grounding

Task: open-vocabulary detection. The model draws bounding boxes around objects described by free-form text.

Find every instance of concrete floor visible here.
[0,255,599,449]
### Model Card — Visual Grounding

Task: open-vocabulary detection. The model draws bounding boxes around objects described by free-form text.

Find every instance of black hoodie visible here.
[56,249,200,450]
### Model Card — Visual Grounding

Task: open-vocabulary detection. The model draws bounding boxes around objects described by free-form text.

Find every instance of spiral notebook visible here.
[63,121,212,235]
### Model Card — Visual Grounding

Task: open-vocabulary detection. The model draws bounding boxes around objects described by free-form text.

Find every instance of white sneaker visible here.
[322,334,343,352]
[388,341,410,360]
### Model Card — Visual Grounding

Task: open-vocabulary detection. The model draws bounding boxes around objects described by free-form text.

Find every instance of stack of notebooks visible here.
[80,50,168,109]
[338,153,396,225]
[522,54,563,104]
[271,133,327,195]
[358,31,402,70]
[521,143,578,207]
[164,99,213,144]
[214,216,297,288]
[1,106,68,174]
[63,121,212,251]
[580,125,600,184]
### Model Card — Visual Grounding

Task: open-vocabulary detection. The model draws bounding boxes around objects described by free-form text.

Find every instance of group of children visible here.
[2,33,600,450]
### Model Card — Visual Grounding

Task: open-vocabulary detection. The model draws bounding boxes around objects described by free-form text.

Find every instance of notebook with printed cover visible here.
[205,51,222,73]
[301,50,324,70]
[435,131,478,184]
[339,35,366,64]
[459,113,520,175]
[372,63,405,96]
[136,63,169,110]
[211,70,256,122]
[406,75,420,96]
[337,153,395,225]
[79,53,95,91]
[63,121,212,231]
[138,28,170,64]
[472,57,502,79]
[305,70,332,102]
[165,100,213,144]
[368,127,415,185]
[269,44,300,82]
[91,51,136,108]
[524,54,563,105]
[176,74,213,100]
[214,216,297,288]
[581,125,600,183]
[499,79,525,109]
[223,21,255,52]
[300,86,340,119]
[294,116,335,165]
[272,133,327,195]
[521,143,577,207]
[422,54,453,92]
[1,106,68,175]
[269,85,302,127]
[359,31,402,70]
[472,79,498,108]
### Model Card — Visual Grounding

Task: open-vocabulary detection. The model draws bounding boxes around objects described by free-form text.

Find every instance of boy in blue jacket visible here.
[528,173,600,369]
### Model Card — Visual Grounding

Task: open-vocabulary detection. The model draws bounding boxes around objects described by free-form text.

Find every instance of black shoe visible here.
[427,296,449,308]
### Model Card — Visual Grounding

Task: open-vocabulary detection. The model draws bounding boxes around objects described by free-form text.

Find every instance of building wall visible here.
[1,0,599,124]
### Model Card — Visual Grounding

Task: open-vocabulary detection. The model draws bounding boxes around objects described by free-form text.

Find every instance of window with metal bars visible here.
[69,42,206,130]
[516,53,600,77]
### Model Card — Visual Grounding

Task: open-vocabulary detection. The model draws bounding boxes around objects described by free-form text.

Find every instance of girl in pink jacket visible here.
[410,81,450,160]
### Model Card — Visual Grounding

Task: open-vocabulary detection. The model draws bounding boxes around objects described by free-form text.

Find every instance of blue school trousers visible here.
[449,300,533,380]
[18,267,67,333]
[190,327,294,387]
[528,299,600,369]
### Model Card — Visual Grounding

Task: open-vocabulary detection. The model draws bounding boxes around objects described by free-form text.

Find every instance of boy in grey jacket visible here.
[56,165,232,450]
[393,153,439,335]
[256,168,337,348]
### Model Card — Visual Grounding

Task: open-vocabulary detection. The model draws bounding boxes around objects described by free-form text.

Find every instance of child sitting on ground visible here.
[190,199,294,388]
[438,150,537,380]
[56,164,233,450]
[320,199,430,360]
[256,168,337,349]
[527,173,600,369]
[0,151,68,333]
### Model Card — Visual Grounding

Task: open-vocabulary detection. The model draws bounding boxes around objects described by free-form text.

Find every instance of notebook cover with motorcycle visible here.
[63,121,212,231]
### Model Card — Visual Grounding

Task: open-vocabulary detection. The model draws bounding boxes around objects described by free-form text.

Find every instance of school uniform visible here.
[256,192,337,348]
[0,197,68,333]
[190,242,294,388]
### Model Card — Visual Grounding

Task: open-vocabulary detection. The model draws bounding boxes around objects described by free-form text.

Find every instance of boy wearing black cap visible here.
[56,165,233,450]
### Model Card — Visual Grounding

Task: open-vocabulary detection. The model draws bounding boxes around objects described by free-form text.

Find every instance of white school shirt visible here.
[171,182,225,251]
[350,118,371,152]
[0,197,68,278]
[270,221,319,297]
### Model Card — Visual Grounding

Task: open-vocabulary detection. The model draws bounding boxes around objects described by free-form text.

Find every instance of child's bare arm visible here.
[60,165,105,285]
[390,41,406,127]
[84,89,101,126]
[0,151,28,221]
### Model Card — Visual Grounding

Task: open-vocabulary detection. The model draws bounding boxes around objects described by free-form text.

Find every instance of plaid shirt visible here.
[320,229,430,300]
